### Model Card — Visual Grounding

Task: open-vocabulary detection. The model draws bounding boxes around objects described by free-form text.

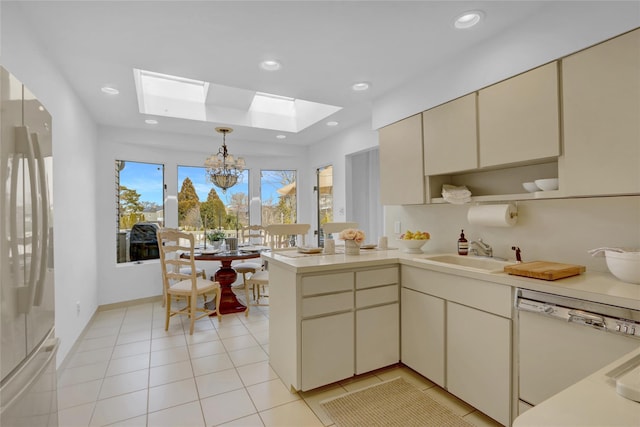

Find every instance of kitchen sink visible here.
[412,254,514,273]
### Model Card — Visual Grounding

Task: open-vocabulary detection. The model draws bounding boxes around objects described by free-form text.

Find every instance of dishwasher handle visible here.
[568,309,607,330]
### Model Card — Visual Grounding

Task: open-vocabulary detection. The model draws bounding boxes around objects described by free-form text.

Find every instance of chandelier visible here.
[205,127,245,192]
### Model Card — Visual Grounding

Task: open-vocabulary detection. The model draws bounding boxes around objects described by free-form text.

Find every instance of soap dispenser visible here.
[457,230,468,256]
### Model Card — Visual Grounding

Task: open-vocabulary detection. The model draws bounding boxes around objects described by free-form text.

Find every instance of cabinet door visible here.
[561,29,640,196]
[478,62,560,168]
[423,93,478,175]
[400,288,445,387]
[356,303,399,374]
[301,312,354,391]
[379,114,424,205]
[447,302,511,426]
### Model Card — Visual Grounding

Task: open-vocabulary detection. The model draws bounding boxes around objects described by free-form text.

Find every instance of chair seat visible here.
[234,262,262,274]
[247,270,269,284]
[169,278,218,295]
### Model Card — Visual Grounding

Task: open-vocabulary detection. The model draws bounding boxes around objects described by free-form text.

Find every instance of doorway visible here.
[315,165,333,246]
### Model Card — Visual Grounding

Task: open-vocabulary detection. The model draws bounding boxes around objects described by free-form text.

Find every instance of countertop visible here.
[262,248,640,310]
[513,347,640,427]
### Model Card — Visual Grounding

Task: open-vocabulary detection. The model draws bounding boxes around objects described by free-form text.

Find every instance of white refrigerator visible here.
[0,67,58,426]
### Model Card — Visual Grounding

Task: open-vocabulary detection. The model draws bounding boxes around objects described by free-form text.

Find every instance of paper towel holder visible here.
[467,203,518,227]
[470,202,519,218]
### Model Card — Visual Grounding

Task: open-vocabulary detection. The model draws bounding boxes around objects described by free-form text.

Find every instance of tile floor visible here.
[57,294,503,427]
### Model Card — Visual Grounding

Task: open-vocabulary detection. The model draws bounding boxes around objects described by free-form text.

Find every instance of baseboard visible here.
[98,295,163,311]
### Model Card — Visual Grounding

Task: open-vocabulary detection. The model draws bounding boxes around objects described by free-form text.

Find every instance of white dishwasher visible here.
[516,288,640,413]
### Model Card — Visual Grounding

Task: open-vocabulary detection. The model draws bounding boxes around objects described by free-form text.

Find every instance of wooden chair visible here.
[265,223,311,250]
[236,224,311,307]
[157,228,221,334]
[235,266,269,308]
[322,222,359,238]
[241,225,266,245]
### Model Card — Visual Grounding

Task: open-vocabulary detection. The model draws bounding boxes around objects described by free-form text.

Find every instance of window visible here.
[177,166,249,246]
[116,160,164,263]
[260,170,297,225]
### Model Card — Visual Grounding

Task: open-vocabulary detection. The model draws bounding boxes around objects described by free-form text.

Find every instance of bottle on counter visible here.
[458,229,469,256]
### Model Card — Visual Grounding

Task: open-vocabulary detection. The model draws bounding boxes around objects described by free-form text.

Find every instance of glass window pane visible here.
[177,166,249,246]
[260,170,297,225]
[116,160,164,263]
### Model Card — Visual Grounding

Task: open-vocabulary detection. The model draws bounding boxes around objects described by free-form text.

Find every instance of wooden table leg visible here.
[209,259,247,315]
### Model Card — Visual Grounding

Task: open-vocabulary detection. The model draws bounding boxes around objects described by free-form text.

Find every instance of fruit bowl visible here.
[396,239,429,254]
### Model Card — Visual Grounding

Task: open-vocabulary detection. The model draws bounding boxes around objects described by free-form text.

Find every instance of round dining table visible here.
[185,249,262,315]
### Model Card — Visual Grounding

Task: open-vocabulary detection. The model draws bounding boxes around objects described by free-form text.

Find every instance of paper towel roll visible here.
[467,204,517,227]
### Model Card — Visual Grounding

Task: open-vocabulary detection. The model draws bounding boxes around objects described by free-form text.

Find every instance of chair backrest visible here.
[241,225,265,245]
[322,222,359,237]
[157,228,198,293]
[265,224,311,250]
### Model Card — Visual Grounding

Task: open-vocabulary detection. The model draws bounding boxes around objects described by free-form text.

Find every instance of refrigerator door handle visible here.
[0,335,59,417]
[15,126,40,314]
[31,132,48,307]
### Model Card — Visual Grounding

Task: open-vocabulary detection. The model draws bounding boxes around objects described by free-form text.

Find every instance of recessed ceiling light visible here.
[326,121,339,127]
[352,82,370,92]
[145,119,158,125]
[101,85,120,95]
[260,60,282,71]
[276,134,287,139]
[454,11,483,29]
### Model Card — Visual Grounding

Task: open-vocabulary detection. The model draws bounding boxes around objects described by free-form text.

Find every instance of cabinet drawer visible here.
[401,266,512,318]
[302,272,353,296]
[356,284,398,309]
[303,292,353,318]
[356,267,398,289]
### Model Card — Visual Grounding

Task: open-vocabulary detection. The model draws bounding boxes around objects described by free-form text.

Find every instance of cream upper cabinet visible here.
[379,114,424,205]
[560,29,640,196]
[423,93,478,175]
[478,62,560,168]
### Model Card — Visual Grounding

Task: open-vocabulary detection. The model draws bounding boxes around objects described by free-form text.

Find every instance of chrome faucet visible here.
[470,238,493,257]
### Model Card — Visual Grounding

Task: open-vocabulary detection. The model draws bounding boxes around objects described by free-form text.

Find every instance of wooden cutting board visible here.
[504,261,586,280]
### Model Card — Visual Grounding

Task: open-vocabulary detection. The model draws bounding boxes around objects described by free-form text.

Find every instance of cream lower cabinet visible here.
[447,301,512,426]
[296,266,399,391]
[401,266,513,426]
[355,268,400,374]
[301,312,354,391]
[400,288,445,387]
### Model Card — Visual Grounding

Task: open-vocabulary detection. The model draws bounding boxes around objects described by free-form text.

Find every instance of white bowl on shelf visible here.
[522,182,539,193]
[534,178,559,191]
[396,239,429,254]
[605,249,640,284]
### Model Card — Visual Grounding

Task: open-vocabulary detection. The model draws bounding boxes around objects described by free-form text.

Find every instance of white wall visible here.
[306,122,379,232]
[96,126,309,305]
[372,2,640,129]
[1,3,100,366]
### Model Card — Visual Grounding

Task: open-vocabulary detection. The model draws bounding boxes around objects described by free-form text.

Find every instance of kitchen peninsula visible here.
[262,248,640,426]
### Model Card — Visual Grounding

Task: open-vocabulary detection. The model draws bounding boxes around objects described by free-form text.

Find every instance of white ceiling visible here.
[11,1,633,147]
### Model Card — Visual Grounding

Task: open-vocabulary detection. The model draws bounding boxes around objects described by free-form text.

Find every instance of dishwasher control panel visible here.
[517,292,640,340]
[615,321,639,338]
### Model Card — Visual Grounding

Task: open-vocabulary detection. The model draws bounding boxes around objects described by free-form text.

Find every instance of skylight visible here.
[250,93,296,117]
[133,68,341,133]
